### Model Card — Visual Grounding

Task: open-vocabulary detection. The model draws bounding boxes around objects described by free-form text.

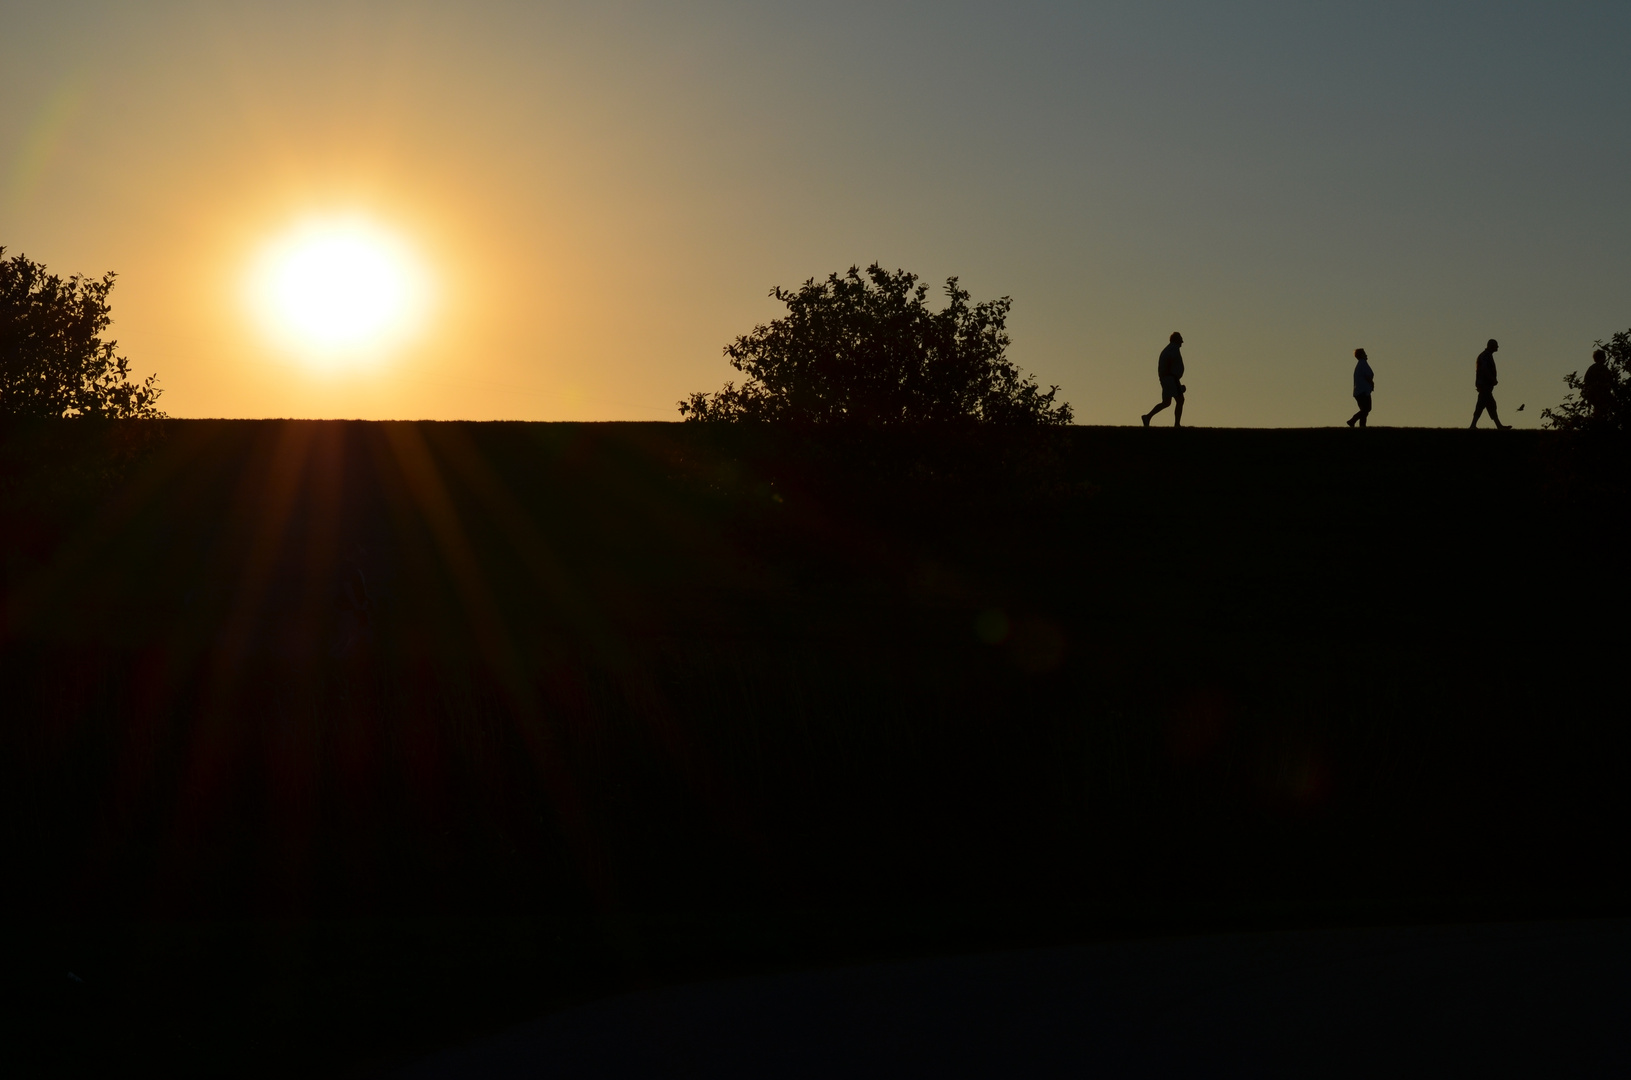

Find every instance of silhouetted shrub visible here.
[0,248,164,419]
[679,264,1071,426]
[1542,328,1628,432]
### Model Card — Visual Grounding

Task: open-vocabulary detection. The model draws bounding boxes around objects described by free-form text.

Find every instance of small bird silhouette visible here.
[1517,404,1526,411]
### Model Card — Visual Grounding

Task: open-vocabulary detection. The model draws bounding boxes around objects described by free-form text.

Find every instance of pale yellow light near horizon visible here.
[245,216,433,370]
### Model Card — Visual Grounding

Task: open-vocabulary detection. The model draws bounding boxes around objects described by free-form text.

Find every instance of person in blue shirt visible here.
[1347,348,1374,428]
[1141,332,1186,427]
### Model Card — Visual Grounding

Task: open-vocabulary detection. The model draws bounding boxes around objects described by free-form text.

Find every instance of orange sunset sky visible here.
[3,1,1628,425]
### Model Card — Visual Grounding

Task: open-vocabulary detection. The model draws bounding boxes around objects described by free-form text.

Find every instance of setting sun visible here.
[248,216,431,366]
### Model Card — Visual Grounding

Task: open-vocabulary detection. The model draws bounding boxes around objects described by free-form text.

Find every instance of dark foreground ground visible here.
[1,420,1626,1074]
[404,919,1631,1079]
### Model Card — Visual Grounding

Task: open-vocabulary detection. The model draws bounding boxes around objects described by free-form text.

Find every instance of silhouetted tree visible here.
[1543,328,1628,432]
[679,264,1072,426]
[0,248,164,419]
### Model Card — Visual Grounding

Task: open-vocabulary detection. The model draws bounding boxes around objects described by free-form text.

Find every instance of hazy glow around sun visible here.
[248,216,432,365]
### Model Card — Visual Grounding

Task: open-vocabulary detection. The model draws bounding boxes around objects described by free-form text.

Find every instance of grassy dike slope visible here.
[2,420,1626,1072]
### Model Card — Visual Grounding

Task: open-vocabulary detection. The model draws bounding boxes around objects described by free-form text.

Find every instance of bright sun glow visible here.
[249,216,432,365]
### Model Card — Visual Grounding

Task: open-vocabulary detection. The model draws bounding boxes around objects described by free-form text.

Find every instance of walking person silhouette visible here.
[1470,339,1510,429]
[1142,332,1186,427]
[1347,348,1374,427]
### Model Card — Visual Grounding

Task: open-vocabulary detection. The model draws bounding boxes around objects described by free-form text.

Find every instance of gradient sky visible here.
[3,1,1628,425]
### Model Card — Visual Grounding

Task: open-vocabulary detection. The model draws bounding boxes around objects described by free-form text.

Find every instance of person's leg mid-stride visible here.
[1347,395,1371,428]
[1471,389,1508,429]
[1143,386,1184,427]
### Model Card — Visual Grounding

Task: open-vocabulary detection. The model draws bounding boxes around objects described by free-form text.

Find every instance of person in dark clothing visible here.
[1471,339,1510,429]
[1347,348,1374,428]
[1582,348,1612,424]
[1142,332,1186,427]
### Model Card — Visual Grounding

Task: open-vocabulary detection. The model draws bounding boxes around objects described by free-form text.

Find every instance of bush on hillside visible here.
[1542,328,1629,432]
[0,248,164,420]
[679,264,1072,426]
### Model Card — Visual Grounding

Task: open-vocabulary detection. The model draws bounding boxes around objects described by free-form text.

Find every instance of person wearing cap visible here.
[1142,332,1186,428]
[1470,339,1510,429]
[1347,348,1374,428]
